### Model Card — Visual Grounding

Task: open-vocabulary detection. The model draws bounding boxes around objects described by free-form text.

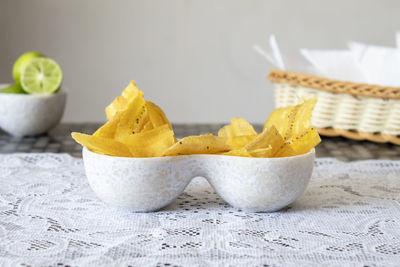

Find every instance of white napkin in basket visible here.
[255,32,400,87]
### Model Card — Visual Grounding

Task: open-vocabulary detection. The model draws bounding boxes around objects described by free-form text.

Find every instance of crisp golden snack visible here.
[146,101,173,130]
[245,126,284,157]
[218,118,257,139]
[262,98,321,157]
[93,113,121,138]
[121,124,175,157]
[105,81,144,120]
[275,127,320,157]
[163,135,230,156]
[264,98,317,137]
[72,132,132,157]
[226,135,257,149]
[222,148,251,157]
[114,93,147,141]
[248,147,273,158]
[72,81,320,158]
[218,118,258,154]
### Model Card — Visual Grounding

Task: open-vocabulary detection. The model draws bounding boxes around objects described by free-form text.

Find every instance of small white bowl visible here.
[0,84,67,137]
[82,148,315,212]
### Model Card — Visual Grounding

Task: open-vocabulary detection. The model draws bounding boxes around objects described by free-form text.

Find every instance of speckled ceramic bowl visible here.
[0,84,66,137]
[82,148,315,212]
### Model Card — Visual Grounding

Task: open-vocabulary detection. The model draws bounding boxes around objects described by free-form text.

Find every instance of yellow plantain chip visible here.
[138,114,151,133]
[264,106,292,135]
[106,96,126,121]
[279,98,317,139]
[114,93,148,141]
[93,113,121,138]
[264,98,317,140]
[121,124,176,157]
[283,105,301,139]
[217,125,232,139]
[146,101,173,130]
[264,105,299,140]
[245,126,286,157]
[141,120,154,132]
[230,118,257,136]
[105,81,144,120]
[219,118,257,139]
[121,81,142,99]
[245,126,277,149]
[275,127,321,157]
[163,135,231,156]
[249,146,273,158]
[291,98,317,136]
[222,148,251,157]
[71,132,132,157]
[226,135,257,149]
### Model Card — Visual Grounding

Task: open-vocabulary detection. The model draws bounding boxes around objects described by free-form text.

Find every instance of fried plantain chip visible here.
[290,98,317,136]
[105,96,126,121]
[121,81,142,99]
[146,101,173,130]
[218,118,257,139]
[163,135,231,156]
[105,81,144,120]
[121,124,176,157]
[264,105,299,139]
[226,135,257,149]
[141,120,154,132]
[245,126,283,150]
[222,148,251,157]
[264,98,317,140]
[72,132,132,157]
[248,146,273,158]
[93,113,121,138]
[230,118,257,136]
[275,127,320,157]
[217,125,232,139]
[114,93,148,141]
[245,126,285,156]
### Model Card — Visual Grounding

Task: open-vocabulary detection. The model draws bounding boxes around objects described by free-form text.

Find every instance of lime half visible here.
[12,51,44,85]
[20,58,63,94]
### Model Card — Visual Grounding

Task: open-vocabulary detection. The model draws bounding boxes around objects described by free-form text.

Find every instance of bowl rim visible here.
[82,147,315,162]
[0,83,67,98]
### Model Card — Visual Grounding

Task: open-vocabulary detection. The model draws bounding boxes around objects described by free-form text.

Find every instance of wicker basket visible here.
[267,69,400,145]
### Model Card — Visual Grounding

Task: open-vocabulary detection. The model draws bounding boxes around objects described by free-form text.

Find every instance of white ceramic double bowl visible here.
[0,84,66,137]
[83,148,315,212]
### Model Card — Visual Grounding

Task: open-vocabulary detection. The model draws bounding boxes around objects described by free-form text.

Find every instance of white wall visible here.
[1,0,399,123]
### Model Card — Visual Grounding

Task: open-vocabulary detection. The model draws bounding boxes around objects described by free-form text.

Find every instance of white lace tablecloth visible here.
[0,154,400,267]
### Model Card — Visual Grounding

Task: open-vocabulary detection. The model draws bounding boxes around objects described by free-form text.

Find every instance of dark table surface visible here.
[0,123,399,161]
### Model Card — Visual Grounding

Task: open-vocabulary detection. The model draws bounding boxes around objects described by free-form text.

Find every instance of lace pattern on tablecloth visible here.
[0,153,400,266]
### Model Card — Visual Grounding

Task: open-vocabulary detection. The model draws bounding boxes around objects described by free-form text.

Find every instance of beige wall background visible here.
[1,0,399,123]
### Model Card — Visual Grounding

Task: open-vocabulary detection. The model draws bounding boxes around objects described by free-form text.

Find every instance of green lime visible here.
[1,84,26,94]
[12,51,44,85]
[20,58,63,94]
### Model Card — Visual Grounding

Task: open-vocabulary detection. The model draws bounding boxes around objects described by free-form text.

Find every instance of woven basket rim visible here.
[267,69,400,99]
[316,127,400,145]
